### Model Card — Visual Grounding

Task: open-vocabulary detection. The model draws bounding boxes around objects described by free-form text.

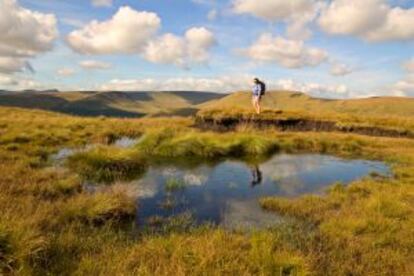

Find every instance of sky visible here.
[0,0,413,98]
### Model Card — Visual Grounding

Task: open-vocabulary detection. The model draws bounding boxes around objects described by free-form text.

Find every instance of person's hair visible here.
[254,78,260,83]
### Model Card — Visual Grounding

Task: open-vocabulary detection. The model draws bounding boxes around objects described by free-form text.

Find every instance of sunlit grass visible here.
[0,106,413,275]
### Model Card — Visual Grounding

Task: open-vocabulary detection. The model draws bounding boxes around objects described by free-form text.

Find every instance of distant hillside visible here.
[199,91,414,118]
[1,90,412,119]
[0,91,226,117]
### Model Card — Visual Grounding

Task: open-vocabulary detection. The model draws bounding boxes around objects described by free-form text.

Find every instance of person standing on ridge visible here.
[252,78,266,114]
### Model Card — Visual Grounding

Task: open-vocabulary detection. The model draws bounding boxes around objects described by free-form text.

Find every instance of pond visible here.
[92,154,390,230]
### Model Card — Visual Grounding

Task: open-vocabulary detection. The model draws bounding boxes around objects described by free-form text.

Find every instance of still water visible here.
[118,154,390,229]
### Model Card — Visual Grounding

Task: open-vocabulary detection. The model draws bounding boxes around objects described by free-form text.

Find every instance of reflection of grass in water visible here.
[158,195,177,210]
[165,178,186,192]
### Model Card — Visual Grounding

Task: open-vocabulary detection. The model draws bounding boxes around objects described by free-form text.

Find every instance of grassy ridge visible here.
[198,91,414,132]
[0,106,414,274]
[0,91,226,118]
[199,91,414,118]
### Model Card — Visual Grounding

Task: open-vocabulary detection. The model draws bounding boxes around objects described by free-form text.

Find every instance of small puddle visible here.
[50,136,140,164]
[86,154,390,230]
[113,137,137,148]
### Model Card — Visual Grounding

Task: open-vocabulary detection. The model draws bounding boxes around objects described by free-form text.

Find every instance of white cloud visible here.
[100,76,246,92]
[318,0,414,42]
[144,34,187,67]
[0,0,58,58]
[185,27,216,63]
[232,0,321,40]
[403,58,414,73]
[241,33,328,68]
[79,60,112,70]
[0,57,33,74]
[207,9,218,21]
[91,0,112,7]
[57,68,75,77]
[232,0,315,22]
[143,27,215,67]
[0,74,44,90]
[391,58,414,97]
[330,63,352,76]
[0,0,57,76]
[275,79,349,98]
[392,76,414,97]
[0,74,18,86]
[66,7,215,68]
[67,6,161,55]
[99,75,351,98]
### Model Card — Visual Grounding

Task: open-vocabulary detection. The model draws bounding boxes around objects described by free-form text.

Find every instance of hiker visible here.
[252,78,266,114]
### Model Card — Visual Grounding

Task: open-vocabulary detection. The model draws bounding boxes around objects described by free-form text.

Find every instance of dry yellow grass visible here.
[0,106,413,275]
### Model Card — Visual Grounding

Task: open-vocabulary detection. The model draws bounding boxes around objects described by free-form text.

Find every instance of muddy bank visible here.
[195,116,414,139]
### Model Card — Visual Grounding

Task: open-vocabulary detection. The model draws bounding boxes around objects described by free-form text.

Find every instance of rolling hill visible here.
[0,91,226,117]
[198,91,414,118]
[1,90,413,120]
[195,91,414,137]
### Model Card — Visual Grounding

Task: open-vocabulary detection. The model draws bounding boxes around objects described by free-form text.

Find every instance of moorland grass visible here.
[196,107,414,133]
[66,146,147,183]
[0,106,413,275]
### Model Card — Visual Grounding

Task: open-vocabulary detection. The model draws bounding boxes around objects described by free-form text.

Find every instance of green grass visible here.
[0,106,414,275]
[66,146,147,183]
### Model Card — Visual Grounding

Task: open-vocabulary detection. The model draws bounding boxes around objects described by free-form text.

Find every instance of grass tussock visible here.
[261,178,414,275]
[67,146,147,183]
[73,229,309,275]
[58,192,136,225]
[137,129,279,158]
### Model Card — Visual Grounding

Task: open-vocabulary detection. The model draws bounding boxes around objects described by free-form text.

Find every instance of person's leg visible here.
[257,97,261,114]
[252,96,258,113]
[251,96,256,111]
[254,98,260,114]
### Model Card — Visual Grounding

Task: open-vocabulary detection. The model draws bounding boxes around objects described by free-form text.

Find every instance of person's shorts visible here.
[252,95,262,101]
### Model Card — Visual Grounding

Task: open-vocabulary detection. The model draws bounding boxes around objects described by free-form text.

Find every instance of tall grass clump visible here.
[0,226,14,273]
[137,129,280,159]
[73,229,309,275]
[67,146,147,183]
[58,192,136,225]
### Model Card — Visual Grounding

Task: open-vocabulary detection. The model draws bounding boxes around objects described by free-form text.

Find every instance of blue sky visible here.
[1,0,413,98]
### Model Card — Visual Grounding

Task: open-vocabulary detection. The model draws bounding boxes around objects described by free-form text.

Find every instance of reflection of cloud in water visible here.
[260,154,329,196]
[261,154,326,180]
[183,173,208,186]
[161,167,209,186]
[113,137,137,148]
[127,179,159,198]
[221,199,282,229]
[276,180,306,196]
[161,167,179,178]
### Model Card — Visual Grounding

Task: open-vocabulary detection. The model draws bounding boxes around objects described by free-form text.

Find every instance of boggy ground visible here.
[0,106,413,275]
[195,108,414,139]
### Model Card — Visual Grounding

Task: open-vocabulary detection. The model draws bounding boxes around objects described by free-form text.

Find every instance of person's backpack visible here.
[259,81,266,96]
